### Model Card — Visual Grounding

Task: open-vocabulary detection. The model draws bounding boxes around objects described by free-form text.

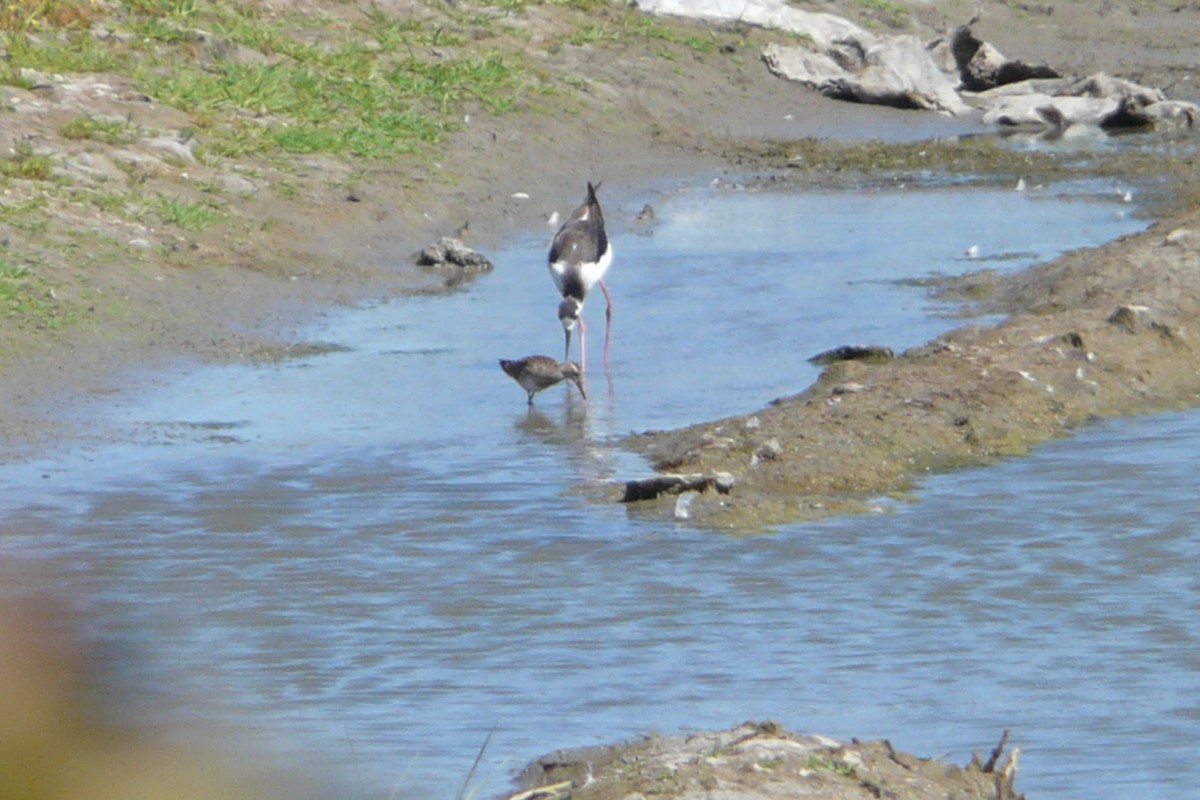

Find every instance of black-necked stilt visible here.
[548,181,613,370]
[499,355,587,406]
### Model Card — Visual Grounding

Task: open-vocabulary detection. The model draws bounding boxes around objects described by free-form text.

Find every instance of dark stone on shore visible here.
[950,24,1059,92]
[807,344,895,366]
[622,472,735,502]
[1107,304,1175,339]
[755,438,783,461]
[414,237,494,271]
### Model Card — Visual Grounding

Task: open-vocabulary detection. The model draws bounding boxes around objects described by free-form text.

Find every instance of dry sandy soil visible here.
[1,1,1198,798]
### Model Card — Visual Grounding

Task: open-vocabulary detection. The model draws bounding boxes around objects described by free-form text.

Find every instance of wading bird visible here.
[548,182,613,370]
[499,356,587,407]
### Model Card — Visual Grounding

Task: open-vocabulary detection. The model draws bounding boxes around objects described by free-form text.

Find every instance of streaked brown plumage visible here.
[499,356,587,406]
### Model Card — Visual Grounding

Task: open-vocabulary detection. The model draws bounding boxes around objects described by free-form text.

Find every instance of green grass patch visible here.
[2,1,546,160]
[0,0,707,169]
[150,193,220,230]
[854,0,909,28]
[805,756,857,777]
[0,258,71,329]
[360,7,466,50]
[84,189,134,214]
[68,185,219,229]
[0,0,100,32]
[0,194,48,227]
[565,22,617,45]
[0,142,55,180]
[562,7,716,51]
[140,47,530,157]
[1,25,120,73]
[120,0,203,19]
[0,0,720,168]
[490,0,611,12]
[61,114,137,144]
[0,0,720,187]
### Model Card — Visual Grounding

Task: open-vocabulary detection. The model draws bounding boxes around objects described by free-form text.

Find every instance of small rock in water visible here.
[636,203,656,222]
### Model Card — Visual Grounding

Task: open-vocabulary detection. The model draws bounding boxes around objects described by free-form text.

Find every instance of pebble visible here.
[1163,228,1191,247]
[755,438,783,461]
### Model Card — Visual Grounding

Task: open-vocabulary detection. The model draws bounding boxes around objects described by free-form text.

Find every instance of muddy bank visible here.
[622,206,1200,528]
[515,721,1024,800]
[614,41,1200,529]
[603,4,1200,529]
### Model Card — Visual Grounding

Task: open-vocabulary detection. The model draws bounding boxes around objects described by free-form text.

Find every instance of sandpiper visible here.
[499,356,587,406]
[548,181,613,370]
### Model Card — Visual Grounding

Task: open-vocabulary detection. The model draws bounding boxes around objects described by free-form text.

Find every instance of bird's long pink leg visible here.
[599,279,614,368]
[577,316,587,372]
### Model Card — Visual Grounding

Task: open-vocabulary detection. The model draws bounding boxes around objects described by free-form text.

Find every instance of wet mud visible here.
[516,721,1024,800]
[623,205,1200,528]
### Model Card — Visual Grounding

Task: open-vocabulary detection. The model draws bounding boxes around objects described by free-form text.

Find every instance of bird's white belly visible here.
[578,245,612,289]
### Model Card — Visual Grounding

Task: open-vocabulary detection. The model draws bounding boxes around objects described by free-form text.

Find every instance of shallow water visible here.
[1,180,1188,799]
